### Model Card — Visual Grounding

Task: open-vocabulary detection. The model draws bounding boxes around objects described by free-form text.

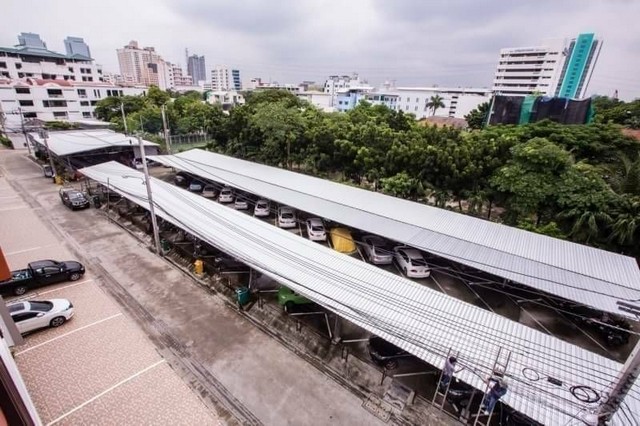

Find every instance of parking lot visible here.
[0,165,218,425]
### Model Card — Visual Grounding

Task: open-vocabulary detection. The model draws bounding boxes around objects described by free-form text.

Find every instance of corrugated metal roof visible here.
[148,150,640,318]
[29,130,158,156]
[80,161,629,425]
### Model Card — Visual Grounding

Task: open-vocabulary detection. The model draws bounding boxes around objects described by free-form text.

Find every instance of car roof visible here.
[280,206,294,212]
[30,259,59,268]
[8,302,25,313]
[397,247,423,258]
[307,217,323,224]
[364,235,385,243]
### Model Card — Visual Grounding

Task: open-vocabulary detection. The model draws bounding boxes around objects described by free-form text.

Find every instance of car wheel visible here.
[69,272,81,281]
[14,286,27,296]
[50,316,66,327]
[384,360,398,370]
[284,301,294,313]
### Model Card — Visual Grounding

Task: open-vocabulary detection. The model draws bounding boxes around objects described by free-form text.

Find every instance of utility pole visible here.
[121,102,128,134]
[39,128,57,181]
[18,107,32,155]
[596,339,640,424]
[137,134,162,256]
[161,104,171,154]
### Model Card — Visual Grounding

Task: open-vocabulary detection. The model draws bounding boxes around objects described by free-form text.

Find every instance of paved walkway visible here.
[1,149,388,425]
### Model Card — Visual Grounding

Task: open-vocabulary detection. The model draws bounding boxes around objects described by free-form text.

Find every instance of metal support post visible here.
[597,339,640,424]
[161,104,171,154]
[138,135,162,256]
[39,129,57,181]
[18,107,32,155]
[121,102,128,134]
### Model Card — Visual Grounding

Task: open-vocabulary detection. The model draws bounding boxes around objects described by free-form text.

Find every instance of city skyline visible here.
[2,0,639,100]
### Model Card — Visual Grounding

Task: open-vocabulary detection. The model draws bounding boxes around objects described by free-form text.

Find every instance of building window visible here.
[90,100,98,106]
[0,62,6,68]
[68,67,74,73]
[416,98,419,103]
[406,97,410,102]
[15,87,30,94]
[77,89,87,97]
[23,112,37,118]
[47,89,64,98]
[53,111,68,119]
[82,112,91,118]
[43,100,67,107]
[18,100,34,107]
[15,63,22,69]
[80,101,89,106]
[17,72,25,78]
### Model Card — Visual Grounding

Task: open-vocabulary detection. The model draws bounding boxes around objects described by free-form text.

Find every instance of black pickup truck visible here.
[0,260,85,296]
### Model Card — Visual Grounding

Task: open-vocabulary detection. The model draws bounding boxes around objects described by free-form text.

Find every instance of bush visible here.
[0,134,13,149]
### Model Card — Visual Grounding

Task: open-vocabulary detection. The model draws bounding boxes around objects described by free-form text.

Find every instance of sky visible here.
[3,0,639,100]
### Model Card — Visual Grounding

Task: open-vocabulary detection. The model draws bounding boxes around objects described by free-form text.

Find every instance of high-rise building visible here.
[17,32,46,49]
[64,36,91,58]
[187,54,206,85]
[116,40,168,89]
[493,33,602,98]
[211,66,241,91]
[165,62,193,88]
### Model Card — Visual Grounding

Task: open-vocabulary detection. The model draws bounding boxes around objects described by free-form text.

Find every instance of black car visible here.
[174,172,191,188]
[368,336,415,369]
[59,188,90,210]
[0,259,85,296]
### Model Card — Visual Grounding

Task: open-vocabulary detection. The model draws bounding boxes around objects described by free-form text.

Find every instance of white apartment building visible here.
[388,87,492,119]
[205,90,245,111]
[323,73,371,106]
[296,91,334,112]
[0,78,146,130]
[211,66,241,91]
[0,44,103,84]
[165,63,193,88]
[102,72,136,86]
[493,33,602,98]
[117,41,168,89]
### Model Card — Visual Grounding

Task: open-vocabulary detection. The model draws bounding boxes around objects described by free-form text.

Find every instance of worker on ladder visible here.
[439,356,462,392]
[481,376,508,414]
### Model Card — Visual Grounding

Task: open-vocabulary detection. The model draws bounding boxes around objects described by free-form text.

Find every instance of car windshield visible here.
[204,186,214,191]
[257,202,268,208]
[311,225,324,232]
[69,192,85,200]
[28,301,53,312]
[281,213,293,219]
[221,189,231,195]
[236,200,246,204]
[411,257,427,266]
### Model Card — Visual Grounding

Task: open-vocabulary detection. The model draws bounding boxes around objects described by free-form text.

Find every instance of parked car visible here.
[212,255,250,273]
[188,181,204,193]
[234,196,249,210]
[202,185,217,199]
[218,187,234,203]
[394,246,431,278]
[368,336,414,370]
[329,228,357,254]
[59,187,90,210]
[362,235,394,265]
[277,286,312,312]
[277,206,297,228]
[0,259,86,296]
[254,199,271,217]
[305,218,327,241]
[8,299,74,334]
[174,172,190,188]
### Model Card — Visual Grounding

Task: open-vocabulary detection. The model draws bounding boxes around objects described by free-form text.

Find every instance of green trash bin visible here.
[236,287,250,306]
[161,239,170,253]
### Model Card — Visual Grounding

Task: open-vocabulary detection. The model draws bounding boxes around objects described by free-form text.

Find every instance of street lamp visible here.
[123,134,162,256]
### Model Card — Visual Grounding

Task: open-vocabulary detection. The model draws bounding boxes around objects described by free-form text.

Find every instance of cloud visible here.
[0,0,638,99]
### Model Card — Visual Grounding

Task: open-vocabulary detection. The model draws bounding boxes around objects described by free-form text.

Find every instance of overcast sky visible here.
[3,0,639,100]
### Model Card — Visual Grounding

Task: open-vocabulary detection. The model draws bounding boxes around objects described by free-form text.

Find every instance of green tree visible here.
[426,95,445,116]
[464,102,490,130]
[380,172,422,199]
[145,85,171,107]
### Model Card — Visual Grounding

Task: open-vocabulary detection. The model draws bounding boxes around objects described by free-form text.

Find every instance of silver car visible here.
[306,218,326,241]
[254,199,271,217]
[362,235,394,265]
[218,187,234,203]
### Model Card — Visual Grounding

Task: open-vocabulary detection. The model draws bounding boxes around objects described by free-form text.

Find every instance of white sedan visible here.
[278,206,297,228]
[393,246,431,278]
[254,199,271,217]
[218,187,234,203]
[305,218,326,241]
[234,197,249,210]
[9,299,74,334]
[361,235,394,265]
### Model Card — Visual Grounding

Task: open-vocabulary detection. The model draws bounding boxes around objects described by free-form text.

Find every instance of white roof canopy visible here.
[148,150,640,318]
[29,129,159,157]
[80,161,631,425]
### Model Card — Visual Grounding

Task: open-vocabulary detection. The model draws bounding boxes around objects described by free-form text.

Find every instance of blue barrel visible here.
[236,287,250,306]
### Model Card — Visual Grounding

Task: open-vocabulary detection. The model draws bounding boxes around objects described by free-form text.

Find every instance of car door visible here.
[36,265,65,285]
[12,312,42,334]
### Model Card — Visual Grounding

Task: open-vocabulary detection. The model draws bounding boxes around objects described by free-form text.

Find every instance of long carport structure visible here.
[148,149,640,319]
[80,161,635,425]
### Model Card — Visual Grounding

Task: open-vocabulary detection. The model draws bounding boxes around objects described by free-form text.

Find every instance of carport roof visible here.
[80,161,632,426]
[148,150,640,319]
[29,129,158,157]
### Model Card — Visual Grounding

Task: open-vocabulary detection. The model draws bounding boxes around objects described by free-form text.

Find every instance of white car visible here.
[9,299,74,334]
[278,206,297,228]
[394,246,431,278]
[234,197,249,210]
[254,199,271,217]
[362,235,394,265]
[305,218,326,241]
[202,185,217,199]
[218,187,234,203]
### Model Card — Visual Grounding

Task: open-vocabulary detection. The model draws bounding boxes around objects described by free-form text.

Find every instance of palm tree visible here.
[609,196,640,245]
[426,95,445,116]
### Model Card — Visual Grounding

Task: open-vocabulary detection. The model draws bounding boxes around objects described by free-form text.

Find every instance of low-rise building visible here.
[205,90,245,111]
[0,78,146,131]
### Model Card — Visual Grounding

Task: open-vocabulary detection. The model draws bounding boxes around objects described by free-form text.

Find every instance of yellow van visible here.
[329,228,357,254]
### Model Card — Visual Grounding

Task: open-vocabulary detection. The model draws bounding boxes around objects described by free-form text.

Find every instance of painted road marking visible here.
[15,313,123,356]
[5,244,58,255]
[46,359,166,426]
